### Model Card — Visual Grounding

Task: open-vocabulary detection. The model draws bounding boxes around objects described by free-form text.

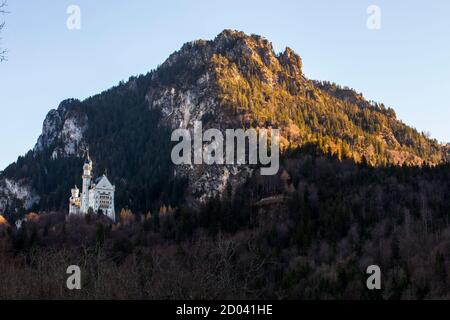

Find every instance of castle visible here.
[69,153,116,221]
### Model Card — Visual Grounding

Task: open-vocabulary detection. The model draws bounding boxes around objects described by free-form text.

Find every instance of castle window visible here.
[99,194,111,209]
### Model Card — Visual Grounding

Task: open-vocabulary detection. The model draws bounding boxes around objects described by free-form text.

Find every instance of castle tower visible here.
[80,152,92,214]
[71,185,80,198]
[69,185,80,214]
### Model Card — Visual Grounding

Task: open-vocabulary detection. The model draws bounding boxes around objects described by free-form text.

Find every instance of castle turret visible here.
[71,185,80,198]
[69,185,81,214]
[80,152,92,214]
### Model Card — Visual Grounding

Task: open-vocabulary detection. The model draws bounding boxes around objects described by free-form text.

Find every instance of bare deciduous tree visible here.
[0,1,7,62]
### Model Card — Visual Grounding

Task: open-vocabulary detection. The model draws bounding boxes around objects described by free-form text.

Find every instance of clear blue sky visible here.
[1,0,449,170]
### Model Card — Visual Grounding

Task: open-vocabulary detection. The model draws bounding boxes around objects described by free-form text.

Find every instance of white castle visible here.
[69,153,116,221]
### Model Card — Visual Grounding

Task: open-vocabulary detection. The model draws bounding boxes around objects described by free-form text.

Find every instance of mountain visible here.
[0,29,448,217]
[1,30,450,299]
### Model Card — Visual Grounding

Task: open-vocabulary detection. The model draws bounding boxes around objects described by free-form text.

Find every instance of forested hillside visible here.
[1,151,449,299]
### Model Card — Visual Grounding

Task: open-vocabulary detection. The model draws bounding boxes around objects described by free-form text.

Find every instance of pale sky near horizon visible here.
[0,0,449,170]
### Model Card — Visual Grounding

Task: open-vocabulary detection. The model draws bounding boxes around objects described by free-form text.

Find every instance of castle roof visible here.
[93,175,114,190]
